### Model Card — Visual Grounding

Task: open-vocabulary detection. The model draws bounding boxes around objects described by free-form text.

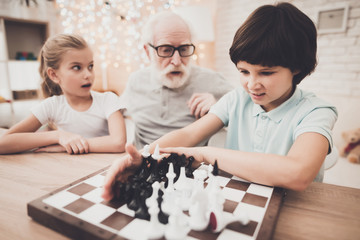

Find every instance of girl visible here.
[0,34,126,154]
[102,2,337,200]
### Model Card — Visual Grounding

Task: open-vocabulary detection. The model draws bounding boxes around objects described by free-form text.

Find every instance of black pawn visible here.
[157,191,169,224]
[127,182,141,211]
[212,160,219,176]
[134,188,150,220]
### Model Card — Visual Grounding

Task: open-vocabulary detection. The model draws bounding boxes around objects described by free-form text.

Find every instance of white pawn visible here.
[166,162,176,192]
[174,166,187,190]
[146,181,160,208]
[146,203,165,239]
[174,166,192,210]
[151,144,161,160]
[162,163,176,214]
[207,177,224,212]
[192,169,207,195]
[209,210,249,233]
[142,144,150,158]
[189,201,209,231]
[164,199,189,240]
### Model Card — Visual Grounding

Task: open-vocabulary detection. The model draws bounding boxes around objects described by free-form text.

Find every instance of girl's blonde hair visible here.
[39,34,88,97]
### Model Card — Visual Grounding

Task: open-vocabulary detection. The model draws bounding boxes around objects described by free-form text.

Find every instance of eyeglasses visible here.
[148,43,195,58]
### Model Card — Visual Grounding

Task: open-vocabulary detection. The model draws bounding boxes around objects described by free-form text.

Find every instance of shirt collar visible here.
[252,87,302,123]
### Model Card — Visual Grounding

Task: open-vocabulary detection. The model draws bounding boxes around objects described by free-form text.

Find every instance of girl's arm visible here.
[162,132,329,191]
[86,110,126,153]
[0,114,58,154]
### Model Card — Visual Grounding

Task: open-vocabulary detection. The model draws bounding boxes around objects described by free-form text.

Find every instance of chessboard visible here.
[27,151,285,240]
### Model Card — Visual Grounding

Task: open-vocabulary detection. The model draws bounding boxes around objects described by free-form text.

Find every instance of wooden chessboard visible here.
[27,165,285,240]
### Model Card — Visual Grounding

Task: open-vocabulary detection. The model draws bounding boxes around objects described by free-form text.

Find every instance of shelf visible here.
[4,19,47,60]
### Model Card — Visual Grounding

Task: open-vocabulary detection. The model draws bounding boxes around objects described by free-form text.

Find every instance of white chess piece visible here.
[162,163,176,214]
[166,163,176,192]
[164,199,189,240]
[174,166,192,211]
[146,202,165,239]
[151,144,161,160]
[188,201,209,231]
[142,144,150,158]
[209,210,249,233]
[146,181,160,208]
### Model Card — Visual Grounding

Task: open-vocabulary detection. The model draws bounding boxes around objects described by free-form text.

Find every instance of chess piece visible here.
[174,166,192,211]
[146,203,165,239]
[209,210,249,233]
[189,201,209,231]
[157,191,169,224]
[136,144,151,180]
[164,199,189,240]
[161,163,176,214]
[146,181,161,208]
[148,144,162,183]
[185,156,195,178]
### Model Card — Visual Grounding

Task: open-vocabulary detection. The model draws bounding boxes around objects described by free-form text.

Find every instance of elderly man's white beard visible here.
[151,62,191,89]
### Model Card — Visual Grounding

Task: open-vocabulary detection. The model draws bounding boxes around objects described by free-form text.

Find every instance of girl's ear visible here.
[47,67,60,84]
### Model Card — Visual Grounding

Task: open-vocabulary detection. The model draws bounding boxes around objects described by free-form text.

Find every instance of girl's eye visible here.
[89,64,94,70]
[72,65,81,70]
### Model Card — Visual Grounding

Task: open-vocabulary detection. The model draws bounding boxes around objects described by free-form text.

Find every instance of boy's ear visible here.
[47,67,60,84]
[293,69,301,75]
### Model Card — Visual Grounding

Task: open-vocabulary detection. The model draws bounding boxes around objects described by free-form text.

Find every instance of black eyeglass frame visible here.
[148,43,196,58]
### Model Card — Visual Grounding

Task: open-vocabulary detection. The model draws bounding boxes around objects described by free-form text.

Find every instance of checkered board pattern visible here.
[27,165,285,240]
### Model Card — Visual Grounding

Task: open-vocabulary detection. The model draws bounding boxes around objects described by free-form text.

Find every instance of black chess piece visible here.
[185,156,195,178]
[158,158,169,180]
[136,155,151,181]
[112,180,125,201]
[147,158,161,184]
[134,188,150,220]
[156,190,169,224]
[127,181,141,211]
[212,160,219,176]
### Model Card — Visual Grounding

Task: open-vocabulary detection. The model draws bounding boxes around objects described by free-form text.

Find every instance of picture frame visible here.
[316,4,349,34]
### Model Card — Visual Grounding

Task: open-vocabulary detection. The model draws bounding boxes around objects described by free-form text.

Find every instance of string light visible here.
[55,0,212,91]
[56,0,193,69]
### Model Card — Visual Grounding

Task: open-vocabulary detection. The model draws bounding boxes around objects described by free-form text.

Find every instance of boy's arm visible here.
[151,113,224,151]
[102,113,224,200]
[163,132,328,191]
[86,110,126,153]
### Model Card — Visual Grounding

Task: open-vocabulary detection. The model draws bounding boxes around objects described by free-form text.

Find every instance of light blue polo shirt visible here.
[209,87,338,181]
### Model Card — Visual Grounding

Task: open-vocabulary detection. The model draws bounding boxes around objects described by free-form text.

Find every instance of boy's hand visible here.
[102,143,142,201]
[160,146,204,167]
[58,130,89,154]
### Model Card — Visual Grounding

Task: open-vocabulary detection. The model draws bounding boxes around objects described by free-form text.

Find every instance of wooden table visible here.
[0,148,359,239]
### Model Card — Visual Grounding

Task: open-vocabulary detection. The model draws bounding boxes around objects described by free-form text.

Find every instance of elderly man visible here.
[121,11,232,149]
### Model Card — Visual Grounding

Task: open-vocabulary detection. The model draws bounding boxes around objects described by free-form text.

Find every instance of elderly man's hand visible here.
[188,93,216,119]
[102,143,142,201]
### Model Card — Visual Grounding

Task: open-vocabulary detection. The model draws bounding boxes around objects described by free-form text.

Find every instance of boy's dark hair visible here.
[229,2,317,85]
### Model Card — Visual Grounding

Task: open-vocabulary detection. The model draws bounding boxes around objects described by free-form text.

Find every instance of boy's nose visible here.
[247,77,260,89]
